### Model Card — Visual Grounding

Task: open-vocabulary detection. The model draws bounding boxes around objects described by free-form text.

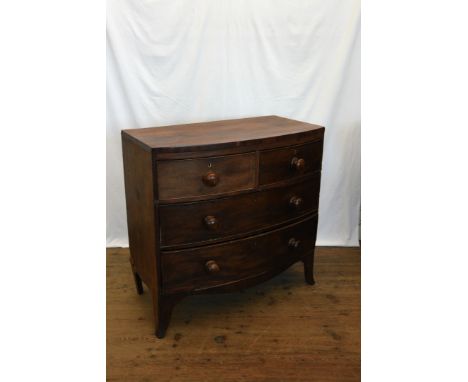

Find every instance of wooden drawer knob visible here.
[205,260,220,274]
[204,215,219,230]
[291,157,306,171]
[202,171,219,187]
[288,238,301,249]
[289,195,303,209]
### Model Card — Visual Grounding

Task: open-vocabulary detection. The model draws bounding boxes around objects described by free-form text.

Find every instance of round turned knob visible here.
[205,260,220,274]
[204,215,219,230]
[291,157,306,171]
[202,171,219,187]
[288,238,301,249]
[289,196,303,209]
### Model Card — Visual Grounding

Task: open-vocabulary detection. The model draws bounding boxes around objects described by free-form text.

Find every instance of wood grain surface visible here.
[157,152,256,201]
[121,136,159,289]
[107,246,360,382]
[159,173,320,248]
[259,140,323,185]
[122,115,324,154]
[161,215,318,294]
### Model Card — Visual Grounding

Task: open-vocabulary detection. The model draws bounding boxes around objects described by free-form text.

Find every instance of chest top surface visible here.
[122,115,324,153]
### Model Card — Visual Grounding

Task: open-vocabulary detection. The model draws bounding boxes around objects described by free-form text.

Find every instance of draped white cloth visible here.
[107,0,361,247]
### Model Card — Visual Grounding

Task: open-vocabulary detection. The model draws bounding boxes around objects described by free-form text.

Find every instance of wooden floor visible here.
[107,247,360,382]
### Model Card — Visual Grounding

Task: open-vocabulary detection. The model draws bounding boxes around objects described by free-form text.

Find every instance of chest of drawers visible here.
[121,116,324,338]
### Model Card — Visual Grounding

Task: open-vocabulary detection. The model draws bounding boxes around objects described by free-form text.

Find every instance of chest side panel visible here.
[121,135,158,288]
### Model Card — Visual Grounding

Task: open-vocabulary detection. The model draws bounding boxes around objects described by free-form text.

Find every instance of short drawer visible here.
[156,152,256,201]
[259,140,323,185]
[159,173,321,248]
[161,215,318,294]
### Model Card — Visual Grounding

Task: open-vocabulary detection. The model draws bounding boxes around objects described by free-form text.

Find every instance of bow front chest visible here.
[121,116,324,338]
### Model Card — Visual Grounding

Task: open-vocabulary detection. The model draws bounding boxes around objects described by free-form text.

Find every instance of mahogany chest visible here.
[121,116,324,338]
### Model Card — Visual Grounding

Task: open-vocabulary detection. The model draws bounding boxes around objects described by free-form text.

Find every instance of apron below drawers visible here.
[161,214,318,294]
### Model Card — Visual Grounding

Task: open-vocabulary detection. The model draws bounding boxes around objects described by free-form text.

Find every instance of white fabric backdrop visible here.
[107,0,361,247]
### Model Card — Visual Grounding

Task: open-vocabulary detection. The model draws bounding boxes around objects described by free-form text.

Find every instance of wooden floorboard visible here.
[107,247,360,382]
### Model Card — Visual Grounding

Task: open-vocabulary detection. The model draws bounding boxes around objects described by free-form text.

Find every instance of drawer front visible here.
[161,215,318,294]
[159,173,321,248]
[259,140,323,185]
[156,153,256,201]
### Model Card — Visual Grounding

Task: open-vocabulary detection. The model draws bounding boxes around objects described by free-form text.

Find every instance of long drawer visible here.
[161,215,318,294]
[159,172,321,248]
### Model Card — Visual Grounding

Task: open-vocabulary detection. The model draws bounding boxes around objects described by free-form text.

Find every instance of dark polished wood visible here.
[203,215,219,231]
[121,116,324,338]
[129,256,144,295]
[259,140,323,185]
[157,152,256,201]
[204,260,221,274]
[121,136,159,295]
[159,173,321,248]
[161,215,318,294]
[123,115,324,153]
[201,171,219,187]
[153,293,185,339]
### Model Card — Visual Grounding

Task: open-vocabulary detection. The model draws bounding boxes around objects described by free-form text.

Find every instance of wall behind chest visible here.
[107,0,361,246]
